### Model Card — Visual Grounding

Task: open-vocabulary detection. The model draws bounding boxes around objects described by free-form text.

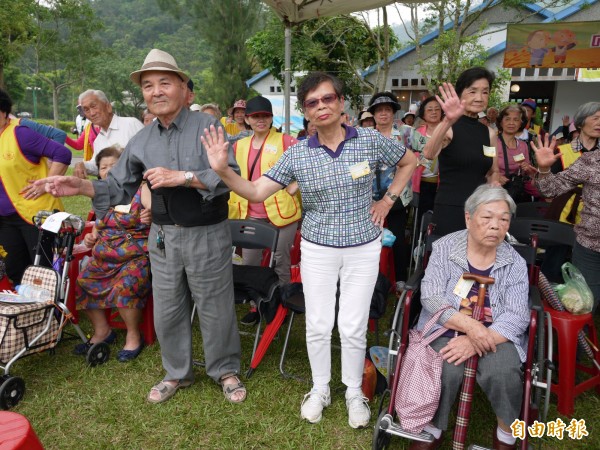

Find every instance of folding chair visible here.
[508,217,575,248]
[515,201,550,219]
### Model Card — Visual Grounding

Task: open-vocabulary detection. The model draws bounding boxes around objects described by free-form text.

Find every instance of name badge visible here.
[453,276,475,298]
[483,145,496,157]
[114,204,132,214]
[349,161,371,180]
[264,144,278,154]
[513,153,525,162]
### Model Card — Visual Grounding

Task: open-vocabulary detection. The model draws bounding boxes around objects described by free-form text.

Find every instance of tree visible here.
[0,0,36,89]
[157,0,265,110]
[26,0,103,125]
[247,12,401,109]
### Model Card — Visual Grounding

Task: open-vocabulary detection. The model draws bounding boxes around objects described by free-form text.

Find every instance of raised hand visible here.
[436,82,465,124]
[33,176,84,198]
[562,115,570,126]
[201,124,229,173]
[530,134,560,170]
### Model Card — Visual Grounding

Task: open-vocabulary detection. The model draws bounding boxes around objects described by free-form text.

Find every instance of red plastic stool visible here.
[544,302,600,416]
[105,295,156,346]
[0,412,43,450]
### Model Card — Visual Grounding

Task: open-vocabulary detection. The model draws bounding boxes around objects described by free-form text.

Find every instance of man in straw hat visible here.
[34,49,246,404]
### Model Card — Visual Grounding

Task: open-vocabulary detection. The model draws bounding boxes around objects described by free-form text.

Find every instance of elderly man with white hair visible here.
[73,89,143,178]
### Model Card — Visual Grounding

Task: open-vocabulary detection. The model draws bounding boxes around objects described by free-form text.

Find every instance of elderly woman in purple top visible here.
[411,185,529,450]
[0,88,71,285]
[203,71,416,429]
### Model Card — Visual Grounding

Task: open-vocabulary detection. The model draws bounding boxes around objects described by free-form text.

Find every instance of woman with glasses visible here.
[203,71,416,429]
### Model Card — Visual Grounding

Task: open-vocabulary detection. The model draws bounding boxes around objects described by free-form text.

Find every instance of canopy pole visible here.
[284,21,291,135]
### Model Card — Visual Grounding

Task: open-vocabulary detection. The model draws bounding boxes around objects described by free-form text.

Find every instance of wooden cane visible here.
[452,273,495,450]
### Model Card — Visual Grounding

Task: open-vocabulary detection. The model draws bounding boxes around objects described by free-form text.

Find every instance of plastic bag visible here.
[555,262,593,315]
[382,228,396,247]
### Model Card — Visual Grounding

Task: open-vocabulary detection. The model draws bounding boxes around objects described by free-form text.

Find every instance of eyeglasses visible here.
[303,93,338,110]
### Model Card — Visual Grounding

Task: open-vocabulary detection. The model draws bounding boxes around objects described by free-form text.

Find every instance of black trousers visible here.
[387,206,408,282]
[0,213,52,285]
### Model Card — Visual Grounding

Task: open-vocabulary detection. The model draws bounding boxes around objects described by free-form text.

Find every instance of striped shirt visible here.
[265,124,406,247]
[416,230,530,362]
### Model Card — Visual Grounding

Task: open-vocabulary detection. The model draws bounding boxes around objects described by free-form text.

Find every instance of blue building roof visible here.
[361,0,597,78]
[246,0,597,87]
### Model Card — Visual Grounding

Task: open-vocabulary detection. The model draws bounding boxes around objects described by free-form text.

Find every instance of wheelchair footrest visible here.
[378,415,434,442]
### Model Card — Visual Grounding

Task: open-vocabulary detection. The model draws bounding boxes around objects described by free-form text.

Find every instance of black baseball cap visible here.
[245,96,273,116]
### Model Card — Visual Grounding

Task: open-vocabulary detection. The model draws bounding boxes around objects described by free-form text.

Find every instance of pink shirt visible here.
[496,137,530,175]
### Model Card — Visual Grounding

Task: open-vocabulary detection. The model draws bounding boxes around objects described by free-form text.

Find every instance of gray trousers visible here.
[149,222,241,383]
[430,337,523,430]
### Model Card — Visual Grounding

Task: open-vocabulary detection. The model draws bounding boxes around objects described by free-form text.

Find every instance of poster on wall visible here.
[503,21,600,68]
[577,68,600,81]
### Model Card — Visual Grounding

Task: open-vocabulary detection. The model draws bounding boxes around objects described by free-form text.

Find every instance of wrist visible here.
[537,167,551,175]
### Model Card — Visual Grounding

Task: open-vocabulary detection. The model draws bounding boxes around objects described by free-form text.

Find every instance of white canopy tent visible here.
[262,0,400,133]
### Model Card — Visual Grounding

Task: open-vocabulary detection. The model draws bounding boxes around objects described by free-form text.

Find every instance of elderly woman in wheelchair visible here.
[411,184,530,450]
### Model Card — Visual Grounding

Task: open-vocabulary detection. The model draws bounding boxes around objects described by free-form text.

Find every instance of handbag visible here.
[394,306,451,434]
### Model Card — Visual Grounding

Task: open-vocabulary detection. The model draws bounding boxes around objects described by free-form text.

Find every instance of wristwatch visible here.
[183,171,194,188]
[385,191,399,202]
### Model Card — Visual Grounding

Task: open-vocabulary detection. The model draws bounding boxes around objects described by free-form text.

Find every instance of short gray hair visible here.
[79,89,110,105]
[464,184,516,216]
[573,102,600,130]
[200,103,221,116]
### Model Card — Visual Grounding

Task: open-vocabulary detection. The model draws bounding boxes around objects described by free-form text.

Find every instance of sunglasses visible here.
[303,93,339,110]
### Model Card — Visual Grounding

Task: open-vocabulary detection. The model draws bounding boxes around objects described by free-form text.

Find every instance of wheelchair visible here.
[373,226,553,450]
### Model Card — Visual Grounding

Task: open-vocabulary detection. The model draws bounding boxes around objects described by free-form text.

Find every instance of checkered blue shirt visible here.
[265,125,406,247]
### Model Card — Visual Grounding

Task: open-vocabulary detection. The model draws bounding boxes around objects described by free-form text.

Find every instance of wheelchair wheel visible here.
[372,409,391,450]
[86,342,110,366]
[0,375,25,410]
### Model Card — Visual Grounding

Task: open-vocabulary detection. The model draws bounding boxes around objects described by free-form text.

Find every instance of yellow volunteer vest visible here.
[83,122,93,161]
[558,142,583,225]
[229,130,301,227]
[0,120,63,224]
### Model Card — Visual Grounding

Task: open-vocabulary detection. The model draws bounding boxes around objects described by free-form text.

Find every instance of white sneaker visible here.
[346,394,370,428]
[300,390,331,423]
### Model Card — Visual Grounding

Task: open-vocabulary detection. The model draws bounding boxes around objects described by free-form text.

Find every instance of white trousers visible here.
[300,238,381,389]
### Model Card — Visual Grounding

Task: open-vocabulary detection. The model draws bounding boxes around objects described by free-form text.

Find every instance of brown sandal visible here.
[220,374,247,404]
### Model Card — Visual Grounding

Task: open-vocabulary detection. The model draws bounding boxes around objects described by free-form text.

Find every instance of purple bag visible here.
[394,306,450,433]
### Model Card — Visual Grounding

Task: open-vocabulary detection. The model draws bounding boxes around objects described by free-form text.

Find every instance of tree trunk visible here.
[52,87,59,128]
[376,7,390,93]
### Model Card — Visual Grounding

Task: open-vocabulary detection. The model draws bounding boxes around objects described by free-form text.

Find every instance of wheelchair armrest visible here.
[405,268,424,291]
[529,285,543,312]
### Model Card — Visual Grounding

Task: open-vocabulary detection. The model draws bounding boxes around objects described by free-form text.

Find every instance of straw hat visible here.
[130,49,189,85]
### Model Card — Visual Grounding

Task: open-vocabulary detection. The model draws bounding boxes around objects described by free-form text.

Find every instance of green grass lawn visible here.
[11,191,597,449]
[8,296,600,449]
